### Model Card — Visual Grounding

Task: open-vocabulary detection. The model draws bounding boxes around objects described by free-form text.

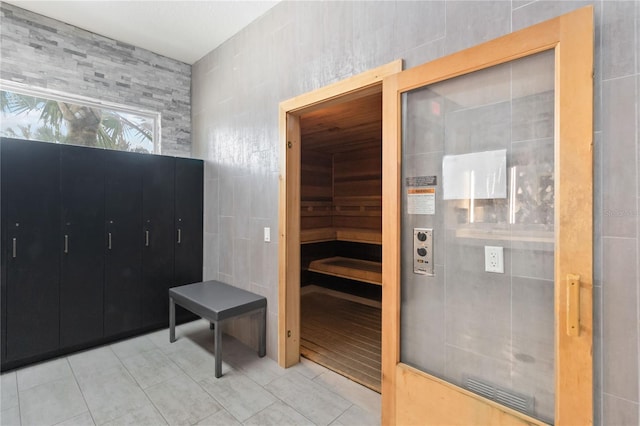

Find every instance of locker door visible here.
[1,138,60,361]
[174,157,203,285]
[141,154,175,327]
[60,145,105,348]
[174,158,203,322]
[104,150,142,336]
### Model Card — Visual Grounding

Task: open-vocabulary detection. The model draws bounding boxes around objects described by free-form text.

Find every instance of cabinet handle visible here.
[177,228,182,244]
[12,238,16,258]
[64,235,69,254]
[145,230,149,247]
[108,232,112,250]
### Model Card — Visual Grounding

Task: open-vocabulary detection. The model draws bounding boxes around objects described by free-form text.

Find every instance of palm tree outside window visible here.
[0,81,159,154]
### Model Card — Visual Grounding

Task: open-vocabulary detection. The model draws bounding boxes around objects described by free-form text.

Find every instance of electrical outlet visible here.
[484,246,504,273]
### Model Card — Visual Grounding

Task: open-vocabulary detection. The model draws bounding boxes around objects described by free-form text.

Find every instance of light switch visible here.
[264,227,271,242]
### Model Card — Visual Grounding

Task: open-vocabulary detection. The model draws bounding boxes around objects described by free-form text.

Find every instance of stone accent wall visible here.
[0,3,191,156]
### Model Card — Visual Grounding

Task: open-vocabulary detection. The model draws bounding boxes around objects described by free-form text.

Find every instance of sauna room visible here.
[298,90,383,392]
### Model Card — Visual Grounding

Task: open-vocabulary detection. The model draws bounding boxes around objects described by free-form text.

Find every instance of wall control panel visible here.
[413,228,434,276]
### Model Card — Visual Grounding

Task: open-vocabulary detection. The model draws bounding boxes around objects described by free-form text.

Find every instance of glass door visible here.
[381,7,593,425]
[402,50,555,423]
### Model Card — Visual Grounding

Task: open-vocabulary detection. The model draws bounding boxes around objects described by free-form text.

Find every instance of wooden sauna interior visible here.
[298,90,382,392]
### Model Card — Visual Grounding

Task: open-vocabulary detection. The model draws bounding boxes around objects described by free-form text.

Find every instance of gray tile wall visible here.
[192,1,639,424]
[0,3,192,156]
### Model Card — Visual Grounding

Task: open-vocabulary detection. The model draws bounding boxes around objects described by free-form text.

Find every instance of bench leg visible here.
[169,297,176,343]
[214,320,222,378]
[259,307,266,358]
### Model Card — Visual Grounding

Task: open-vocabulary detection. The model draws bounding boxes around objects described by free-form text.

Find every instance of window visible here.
[1,81,160,154]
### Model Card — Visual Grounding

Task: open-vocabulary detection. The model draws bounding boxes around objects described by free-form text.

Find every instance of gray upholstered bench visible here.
[169,280,267,378]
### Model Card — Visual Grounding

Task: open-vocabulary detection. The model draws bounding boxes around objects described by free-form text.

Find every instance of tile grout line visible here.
[259,378,296,423]
[601,236,638,241]
[328,402,355,426]
[602,391,640,406]
[270,369,356,424]
[66,357,97,426]
[509,55,514,391]
[601,72,638,83]
[85,343,165,425]
[198,371,269,424]
[309,370,381,414]
[143,330,214,426]
[636,0,640,412]
[139,385,173,426]
[153,324,277,424]
[17,372,23,426]
[118,352,170,425]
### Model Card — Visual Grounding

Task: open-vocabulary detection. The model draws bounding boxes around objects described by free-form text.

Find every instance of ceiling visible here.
[300,91,383,154]
[4,1,280,64]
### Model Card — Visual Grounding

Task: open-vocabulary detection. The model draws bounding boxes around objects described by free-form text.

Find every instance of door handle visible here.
[12,237,16,258]
[108,232,112,250]
[177,228,182,244]
[64,235,69,254]
[145,230,149,247]
[567,274,580,336]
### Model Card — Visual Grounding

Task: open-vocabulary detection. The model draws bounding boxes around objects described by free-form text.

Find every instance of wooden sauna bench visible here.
[308,257,382,286]
[301,196,382,285]
[300,227,382,245]
[301,226,382,286]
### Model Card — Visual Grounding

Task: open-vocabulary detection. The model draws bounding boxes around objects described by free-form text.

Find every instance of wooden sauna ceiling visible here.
[300,92,382,154]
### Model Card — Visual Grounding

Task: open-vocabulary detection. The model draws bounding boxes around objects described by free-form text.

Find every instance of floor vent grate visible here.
[465,377,534,416]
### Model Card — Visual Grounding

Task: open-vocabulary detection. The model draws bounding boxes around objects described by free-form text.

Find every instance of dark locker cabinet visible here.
[104,150,143,337]
[59,145,105,348]
[1,138,204,371]
[141,155,175,327]
[1,138,60,361]
[174,158,203,321]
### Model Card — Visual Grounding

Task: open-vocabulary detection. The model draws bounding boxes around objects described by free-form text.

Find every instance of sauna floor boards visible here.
[300,291,381,393]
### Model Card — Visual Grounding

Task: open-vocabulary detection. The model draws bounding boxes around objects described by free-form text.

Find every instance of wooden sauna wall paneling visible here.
[300,149,334,286]
[301,149,332,201]
[300,149,332,231]
[332,145,382,231]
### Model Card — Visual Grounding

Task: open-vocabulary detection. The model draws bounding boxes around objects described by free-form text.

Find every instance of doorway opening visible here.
[278,61,402,392]
[299,91,383,391]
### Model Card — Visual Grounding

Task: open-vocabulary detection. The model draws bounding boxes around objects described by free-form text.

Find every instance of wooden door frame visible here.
[278,60,402,368]
[382,7,593,425]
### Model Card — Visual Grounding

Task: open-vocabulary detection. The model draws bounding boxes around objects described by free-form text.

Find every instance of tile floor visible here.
[0,320,381,426]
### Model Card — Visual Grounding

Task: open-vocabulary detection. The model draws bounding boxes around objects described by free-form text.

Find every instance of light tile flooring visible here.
[0,320,381,426]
